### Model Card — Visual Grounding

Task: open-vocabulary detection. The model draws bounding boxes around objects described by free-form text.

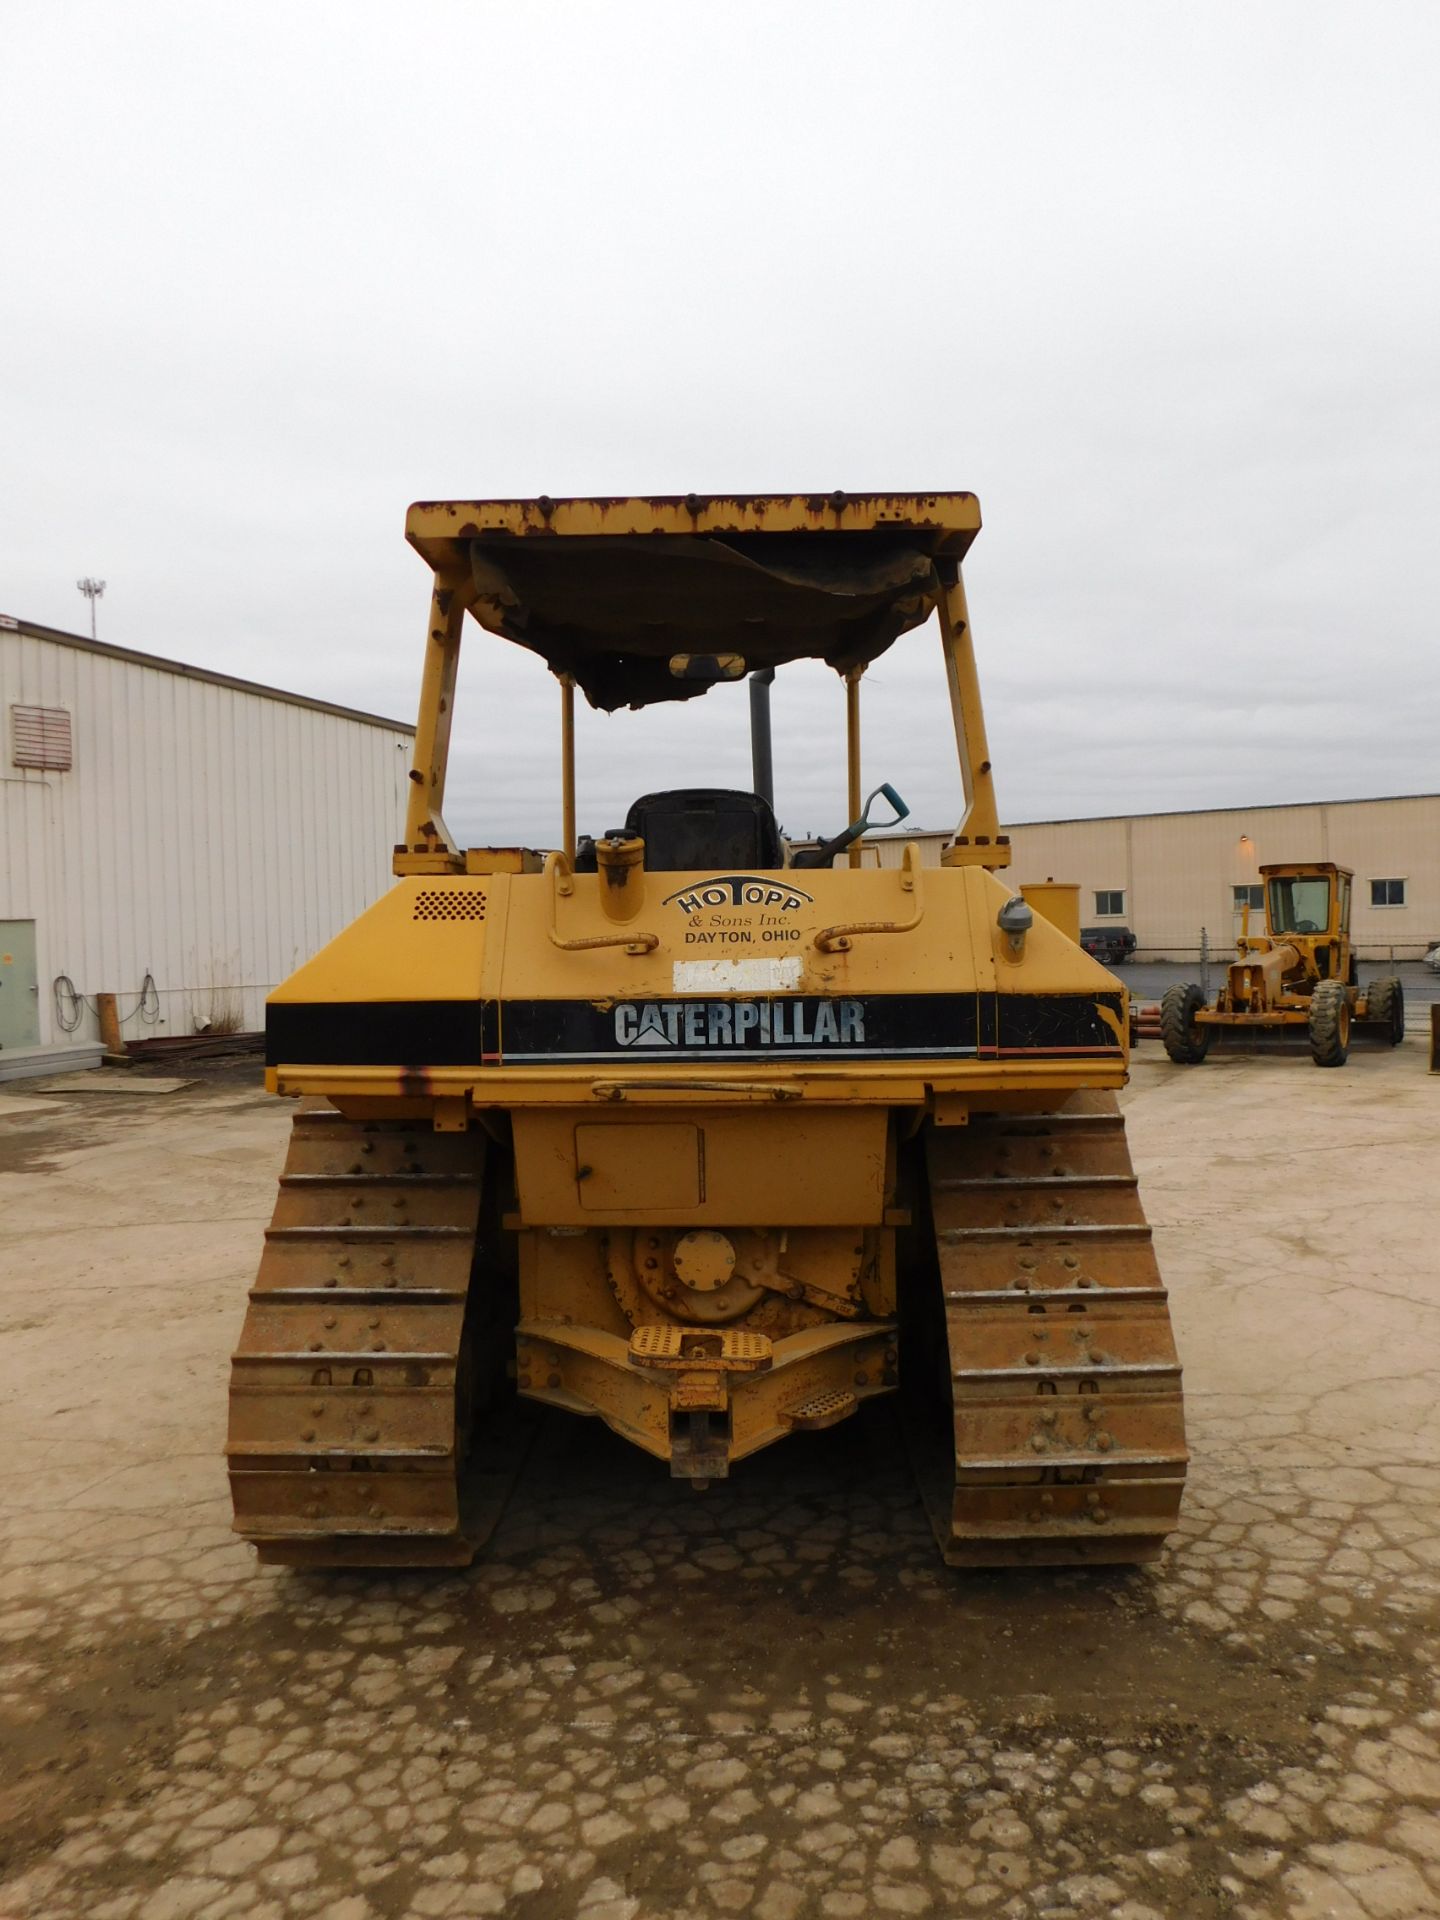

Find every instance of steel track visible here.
[228,1110,517,1567]
[921,1091,1188,1566]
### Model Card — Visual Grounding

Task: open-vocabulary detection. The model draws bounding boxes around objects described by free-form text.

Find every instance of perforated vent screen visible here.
[413,889,487,922]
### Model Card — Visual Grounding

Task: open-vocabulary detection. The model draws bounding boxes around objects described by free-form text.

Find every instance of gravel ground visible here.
[0,1045,1437,1920]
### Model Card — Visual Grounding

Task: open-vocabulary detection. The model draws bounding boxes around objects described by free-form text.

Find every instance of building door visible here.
[0,921,41,1050]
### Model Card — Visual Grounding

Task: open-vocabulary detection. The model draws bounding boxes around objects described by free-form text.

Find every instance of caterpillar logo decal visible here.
[616,998,864,1049]
[265,991,1126,1068]
[662,874,814,915]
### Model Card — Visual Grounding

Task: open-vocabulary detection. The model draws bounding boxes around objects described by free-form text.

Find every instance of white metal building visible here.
[1,615,413,1077]
[861,792,1440,961]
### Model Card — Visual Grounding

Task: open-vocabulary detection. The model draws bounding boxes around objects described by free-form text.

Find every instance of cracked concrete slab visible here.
[0,1045,1436,1919]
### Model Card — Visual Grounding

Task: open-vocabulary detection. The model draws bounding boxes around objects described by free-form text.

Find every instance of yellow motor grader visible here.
[1161,862,1404,1067]
[230,493,1187,1570]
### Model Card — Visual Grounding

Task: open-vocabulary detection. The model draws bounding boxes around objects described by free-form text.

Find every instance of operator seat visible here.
[621,788,785,873]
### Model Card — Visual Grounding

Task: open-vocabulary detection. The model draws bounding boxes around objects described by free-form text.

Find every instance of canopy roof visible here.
[1259,862,1352,878]
[405,493,980,710]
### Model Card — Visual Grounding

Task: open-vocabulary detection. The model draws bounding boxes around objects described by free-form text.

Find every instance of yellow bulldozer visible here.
[1161,861,1405,1067]
[229,493,1186,1571]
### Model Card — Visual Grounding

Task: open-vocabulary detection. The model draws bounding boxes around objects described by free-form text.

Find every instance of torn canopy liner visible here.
[466,532,941,711]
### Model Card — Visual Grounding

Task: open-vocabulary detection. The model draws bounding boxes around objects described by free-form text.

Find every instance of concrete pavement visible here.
[0,1046,1437,1920]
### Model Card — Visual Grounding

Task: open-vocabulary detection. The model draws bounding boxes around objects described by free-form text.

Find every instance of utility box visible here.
[1020,881,1081,946]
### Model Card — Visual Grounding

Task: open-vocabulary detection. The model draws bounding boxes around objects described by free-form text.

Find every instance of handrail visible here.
[814,842,924,953]
[545,850,658,954]
[591,1079,804,1102]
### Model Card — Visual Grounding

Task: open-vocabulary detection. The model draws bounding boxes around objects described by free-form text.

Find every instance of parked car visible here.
[1424,944,1440,974]
[1080,925,1138,965]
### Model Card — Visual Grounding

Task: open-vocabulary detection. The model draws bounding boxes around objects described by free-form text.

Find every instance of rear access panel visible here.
[512,1105,889,1227]
[575,1123,703,1211]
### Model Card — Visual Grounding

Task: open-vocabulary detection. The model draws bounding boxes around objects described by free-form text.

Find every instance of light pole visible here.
[76,577,106,639]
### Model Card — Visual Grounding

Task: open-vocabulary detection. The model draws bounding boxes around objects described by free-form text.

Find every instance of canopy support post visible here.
[400,575,465,867]
[937,564,1010,870]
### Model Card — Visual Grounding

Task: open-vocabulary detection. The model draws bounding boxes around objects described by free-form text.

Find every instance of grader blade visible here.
[922,1093,1187,1567]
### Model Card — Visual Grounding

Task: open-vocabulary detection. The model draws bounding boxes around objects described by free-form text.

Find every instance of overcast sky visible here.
[5,3,1438,849]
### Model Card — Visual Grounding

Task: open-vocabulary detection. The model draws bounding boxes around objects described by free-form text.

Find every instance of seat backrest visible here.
[621,788,785,872]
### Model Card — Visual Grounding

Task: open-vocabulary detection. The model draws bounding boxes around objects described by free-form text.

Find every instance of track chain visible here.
[924,1091,1187,1566]
[227,1109,501,1567]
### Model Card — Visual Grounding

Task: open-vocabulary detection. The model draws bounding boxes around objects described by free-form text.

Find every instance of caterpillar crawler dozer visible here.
[1161,862,1404,1068]
[230,493,1187,1569]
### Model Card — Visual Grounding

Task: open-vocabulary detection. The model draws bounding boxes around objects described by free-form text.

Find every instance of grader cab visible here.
[230,493,1188,1571]
[1161,862,1404,1067]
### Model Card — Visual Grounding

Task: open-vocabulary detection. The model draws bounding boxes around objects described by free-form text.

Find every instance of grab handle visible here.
[546,850,659,955]
[814,841,925,953]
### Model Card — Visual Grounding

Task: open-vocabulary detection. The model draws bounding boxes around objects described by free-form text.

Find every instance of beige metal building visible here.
[1,614,413,1078]
[862,792,1439,961]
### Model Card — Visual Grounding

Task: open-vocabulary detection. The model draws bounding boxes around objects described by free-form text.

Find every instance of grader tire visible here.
[1160,983,1210,1064]
[1308,979,1352,1068]
[1367,977,1404,1045]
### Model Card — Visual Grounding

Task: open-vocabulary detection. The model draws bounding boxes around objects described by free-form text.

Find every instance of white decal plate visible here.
[672,956,804,994]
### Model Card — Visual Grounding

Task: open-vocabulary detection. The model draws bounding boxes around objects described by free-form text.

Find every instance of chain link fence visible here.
[1117,936,1440,1014]
[1122,937,1437,967]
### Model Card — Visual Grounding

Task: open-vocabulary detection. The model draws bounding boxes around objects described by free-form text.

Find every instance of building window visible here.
[1370,878,1406,908]
[11,704,73,771]
[1094,889,1125,917]
[1232,884,1264,911]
